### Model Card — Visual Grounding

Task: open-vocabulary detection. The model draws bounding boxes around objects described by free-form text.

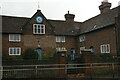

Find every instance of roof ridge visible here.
[1,15,30,19]
[48,19,65,22]
[48,19,82,23]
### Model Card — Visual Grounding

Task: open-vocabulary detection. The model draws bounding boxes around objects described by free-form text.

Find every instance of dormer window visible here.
[33,24,45,34]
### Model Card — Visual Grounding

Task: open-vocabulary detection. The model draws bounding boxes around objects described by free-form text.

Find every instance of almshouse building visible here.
[1,1,120,59]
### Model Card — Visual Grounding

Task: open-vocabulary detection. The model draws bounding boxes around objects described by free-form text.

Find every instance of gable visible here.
[22,10,54,35]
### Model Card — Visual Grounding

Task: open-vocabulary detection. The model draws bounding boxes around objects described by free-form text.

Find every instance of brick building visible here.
[1,1,120,59]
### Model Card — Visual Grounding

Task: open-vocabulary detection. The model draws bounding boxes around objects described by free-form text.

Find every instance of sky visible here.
[0,0,120,22]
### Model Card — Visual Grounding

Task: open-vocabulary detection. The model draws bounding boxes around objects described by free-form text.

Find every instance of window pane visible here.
[60,37,62,42]
[14,48,16,54]
[16,48,19,54]
[14,35,16,40]
[58,37,60,42]
[38,29,40,33]
[35,28,37,33]
[41,25,44,29]
[101,45,103,53]
[61,37,64,42]
[9,34,13,41]
[38,25,40,29]
[56,36,59,42]
[41,29,43,33]
[103,45,106,53]
[101,45,104,53]
[15,35,19,40]
[34,25,37,33]
[106,44,110,53]
[10,48,13,55]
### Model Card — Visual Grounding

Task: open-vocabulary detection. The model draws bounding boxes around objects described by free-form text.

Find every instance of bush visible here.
[42,54,52,60]
[23,48,38,60]
[100,53,111,57]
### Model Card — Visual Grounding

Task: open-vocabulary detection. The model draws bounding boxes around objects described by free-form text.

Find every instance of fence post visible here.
[65,64,67,74]
[0,66,3,79]
[112,63,115,79]
[35,65,38,78]
[90,63,93,80]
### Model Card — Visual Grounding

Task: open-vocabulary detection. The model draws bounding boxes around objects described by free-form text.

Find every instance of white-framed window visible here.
[80,47,85,51]
[79,35,85,42]
[9,34,21,42]
[9,47,21,56]
[80,47,85,54]
[100,44,110,53]
[56,36,65,42]
[33,24,45,34]
[56,47,67,52]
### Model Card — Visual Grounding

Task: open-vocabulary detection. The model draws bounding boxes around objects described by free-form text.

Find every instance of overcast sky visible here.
[0,0,120,22]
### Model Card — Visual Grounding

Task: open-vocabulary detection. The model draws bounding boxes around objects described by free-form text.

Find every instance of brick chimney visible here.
[65,11,75,22]
[99,0,111,14]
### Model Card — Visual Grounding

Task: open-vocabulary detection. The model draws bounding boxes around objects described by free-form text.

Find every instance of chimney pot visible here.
[103,0,108,2]
[68,11,70,14]
[64,12,75,22]
[99,1,111,14]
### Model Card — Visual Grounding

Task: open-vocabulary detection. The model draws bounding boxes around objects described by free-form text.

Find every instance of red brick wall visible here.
[23,35,56,55]
[78,26,117,55]
[2,26,117,58]
[2,34,23,58]
[115,15,120,54]
[56,36,77,55]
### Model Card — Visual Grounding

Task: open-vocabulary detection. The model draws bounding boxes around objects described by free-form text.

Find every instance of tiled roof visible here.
[2,15,29,33]
[1,6,119,35]
[48,20,81,36]
[80,7,118,34]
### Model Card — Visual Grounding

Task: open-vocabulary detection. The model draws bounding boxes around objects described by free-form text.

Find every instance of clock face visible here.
[36,16,43,23]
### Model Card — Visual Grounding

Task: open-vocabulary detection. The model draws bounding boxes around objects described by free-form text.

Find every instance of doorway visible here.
[70,48,75,60]
[36,48,42,60]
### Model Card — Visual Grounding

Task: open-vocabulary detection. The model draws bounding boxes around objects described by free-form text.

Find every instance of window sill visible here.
[101,52,110,54]
[9,41,21,42]
[9,54,21,56]
[56,42,65,43]
[33,33,45,35]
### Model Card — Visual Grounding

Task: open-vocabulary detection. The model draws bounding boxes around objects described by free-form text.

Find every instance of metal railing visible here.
[1,63,120,79]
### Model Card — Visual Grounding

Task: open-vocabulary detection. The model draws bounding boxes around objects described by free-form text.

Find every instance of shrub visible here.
[42,54,52,60]
[100,53,111,57]
[23,48,38,60]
